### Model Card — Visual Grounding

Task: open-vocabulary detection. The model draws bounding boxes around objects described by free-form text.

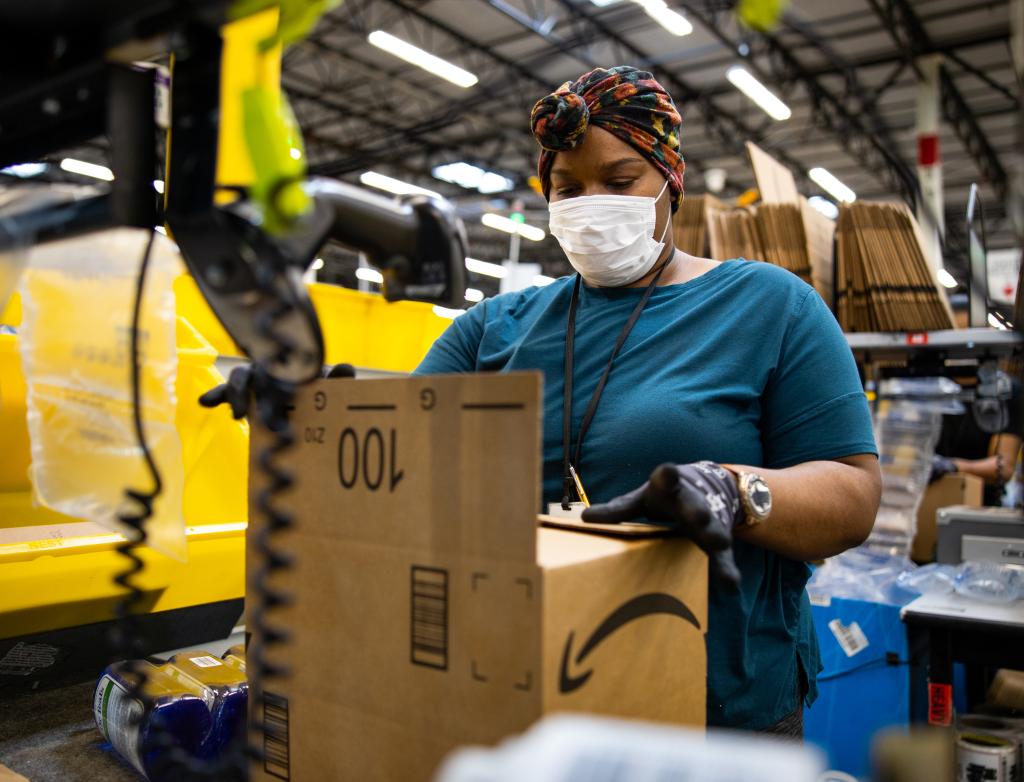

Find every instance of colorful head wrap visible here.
[531,66,685,210]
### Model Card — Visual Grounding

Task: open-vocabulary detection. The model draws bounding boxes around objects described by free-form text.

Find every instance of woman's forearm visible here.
[726,455,881,562]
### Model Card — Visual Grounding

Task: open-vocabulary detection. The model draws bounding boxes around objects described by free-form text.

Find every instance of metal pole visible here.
[915,54,944,276]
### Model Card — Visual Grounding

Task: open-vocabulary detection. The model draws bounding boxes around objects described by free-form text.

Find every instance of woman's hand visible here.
[582,461,742,589]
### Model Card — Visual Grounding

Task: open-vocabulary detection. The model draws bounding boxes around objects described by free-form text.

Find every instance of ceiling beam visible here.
[865,0,1009,204]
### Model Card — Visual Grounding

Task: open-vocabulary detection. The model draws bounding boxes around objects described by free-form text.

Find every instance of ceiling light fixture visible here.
[464,288,484,302]
[808,167,856,203]
[433,305,466,319]
[481,213,546,242]
[359,171,441,199]
[636,0,692,36]
[465,257,508,278]
[433,162,513,194]
[368,30,478,88]
[355,267,383,283]
[60,158,114,181]
[807,196,838,220]
[0,162,47,178]
[726,66,791,121]
[937,268,958,289]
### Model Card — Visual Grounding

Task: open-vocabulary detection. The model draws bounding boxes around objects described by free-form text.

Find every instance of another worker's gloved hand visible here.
[199,362,356,419]
[929,454,959,484]
[582,461,742,590]
[199,365,254,419]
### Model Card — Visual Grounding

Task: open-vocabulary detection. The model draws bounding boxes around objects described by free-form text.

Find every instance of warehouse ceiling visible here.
[1,0,1017,300]
[285,0,1018,293]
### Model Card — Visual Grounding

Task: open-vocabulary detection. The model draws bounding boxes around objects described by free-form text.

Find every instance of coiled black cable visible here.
[110,227,300,780]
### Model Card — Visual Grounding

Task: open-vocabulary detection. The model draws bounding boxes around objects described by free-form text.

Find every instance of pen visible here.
[569,464,590,507]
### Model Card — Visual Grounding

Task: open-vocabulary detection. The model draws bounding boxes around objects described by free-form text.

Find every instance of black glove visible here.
[581,461,742,589]
[929,454,959,484]
[198,365,254,419]
[199,363,356,418]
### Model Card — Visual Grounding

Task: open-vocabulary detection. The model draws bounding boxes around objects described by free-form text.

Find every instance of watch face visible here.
[747,476,772,517]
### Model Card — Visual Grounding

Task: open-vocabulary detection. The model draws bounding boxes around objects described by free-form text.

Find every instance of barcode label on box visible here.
[263,692,291,780]
[828,619,869,658]
[189,655,222,668]
[411,566,449,670]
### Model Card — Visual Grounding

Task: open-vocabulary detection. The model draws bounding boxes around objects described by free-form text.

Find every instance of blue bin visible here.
[804,597,911,779]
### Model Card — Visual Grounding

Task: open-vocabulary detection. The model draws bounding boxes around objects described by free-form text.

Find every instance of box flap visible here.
[273,371,541,563]
[538,514,671,539]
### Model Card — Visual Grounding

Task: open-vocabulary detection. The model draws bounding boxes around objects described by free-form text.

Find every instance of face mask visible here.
[548,179,670,287]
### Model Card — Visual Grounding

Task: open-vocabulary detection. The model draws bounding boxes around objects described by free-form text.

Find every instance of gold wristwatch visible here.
[733,470,772,527]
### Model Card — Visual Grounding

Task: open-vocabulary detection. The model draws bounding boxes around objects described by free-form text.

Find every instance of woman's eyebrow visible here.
[599,157,647,173]
[551,157,646,178]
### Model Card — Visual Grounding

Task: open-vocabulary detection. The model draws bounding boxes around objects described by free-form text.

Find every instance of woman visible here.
[415,66,881,735]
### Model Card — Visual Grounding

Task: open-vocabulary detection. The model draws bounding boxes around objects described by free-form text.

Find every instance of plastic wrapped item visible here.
[1,186,93,317]
[94,661,213,782]
[878,376,966,415]
[896,563,957,595]
[18,228,186,559]
[435,714,824,782]
[867,387,952,555]
[807,547,920,606]
[954,562,1023,604]
[94,652,248,780]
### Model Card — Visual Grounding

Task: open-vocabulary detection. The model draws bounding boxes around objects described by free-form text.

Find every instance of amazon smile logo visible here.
[559,593,701,694]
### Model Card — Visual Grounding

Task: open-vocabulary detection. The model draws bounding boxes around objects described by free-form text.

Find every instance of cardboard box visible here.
[912,473,984,563]
[988,669,1024,710]
[247,372,708,782]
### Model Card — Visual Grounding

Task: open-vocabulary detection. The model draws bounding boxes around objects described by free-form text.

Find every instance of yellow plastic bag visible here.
[19,228,187,560]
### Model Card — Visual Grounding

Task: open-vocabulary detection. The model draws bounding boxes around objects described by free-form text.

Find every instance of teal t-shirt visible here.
[414,259,877,730]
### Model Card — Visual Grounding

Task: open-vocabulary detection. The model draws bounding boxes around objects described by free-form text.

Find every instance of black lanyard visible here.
[561,260,669,508]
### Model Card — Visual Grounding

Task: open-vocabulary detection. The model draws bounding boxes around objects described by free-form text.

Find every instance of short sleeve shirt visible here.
[415,259,877,729]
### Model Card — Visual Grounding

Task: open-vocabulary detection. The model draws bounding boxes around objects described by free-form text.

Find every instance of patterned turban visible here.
[530,66,685,210]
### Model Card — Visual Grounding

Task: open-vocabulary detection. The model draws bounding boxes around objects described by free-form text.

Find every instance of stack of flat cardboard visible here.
[673,194,725,257]
[836,202,956,332]
[753,203,815,287]
[707,207,763,263]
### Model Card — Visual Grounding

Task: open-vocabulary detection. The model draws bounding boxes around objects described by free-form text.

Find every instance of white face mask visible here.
[548,179,670,287]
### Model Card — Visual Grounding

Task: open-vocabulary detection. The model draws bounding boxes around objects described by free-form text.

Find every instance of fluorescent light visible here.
[60,158,113,181]
[433,162,513,194]
[464,288,484,302]
[807,196,838,220]
[809,167,856,203]
[1,162,47,178]
[355,267,383,283]
[153,179,165,194]
[481,213,546,242]
[433,305,465,319]
[637,0,692,35]
[368,30,478,88]
[988,312,1010,330]
[465,257,508,278]
[359,171,441,198]
[311,257,326,271]
[937,268,958,289]
[534,275,556,286]
[726,66,791,121]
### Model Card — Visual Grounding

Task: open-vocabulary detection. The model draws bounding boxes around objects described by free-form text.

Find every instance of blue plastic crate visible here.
[804,597,912,780]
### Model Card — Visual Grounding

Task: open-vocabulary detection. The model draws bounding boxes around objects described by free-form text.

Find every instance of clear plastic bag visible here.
[807,546,920,606]
[896,563,957,596]
[878,377,965,415]
[19,228,186,559]
[954,562,1023,604]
